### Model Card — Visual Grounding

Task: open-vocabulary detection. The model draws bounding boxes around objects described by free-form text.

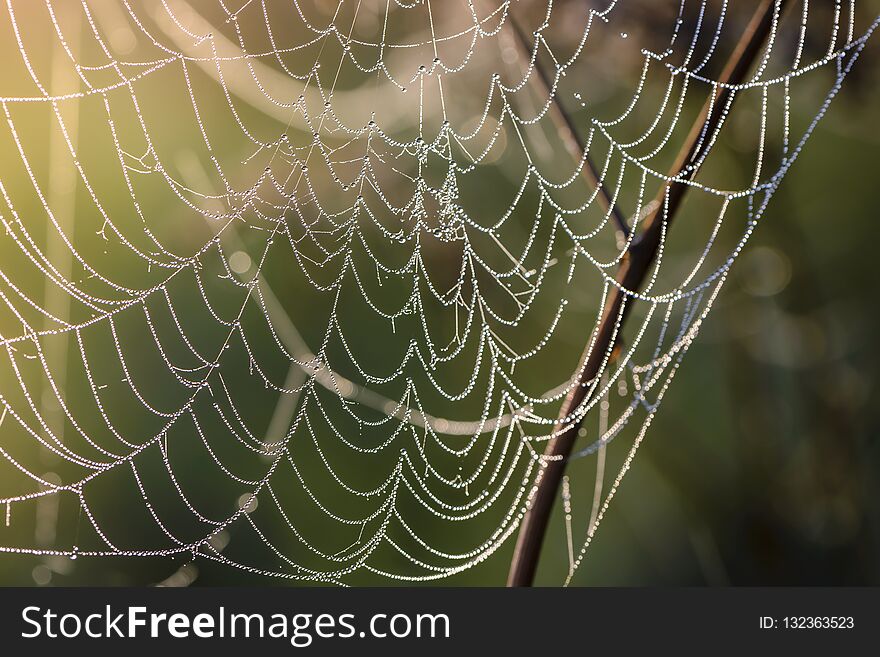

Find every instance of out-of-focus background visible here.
[0,1,877,586]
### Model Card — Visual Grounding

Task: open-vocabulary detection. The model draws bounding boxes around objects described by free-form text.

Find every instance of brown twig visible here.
[507,0,787,587]
[509,18,630,238]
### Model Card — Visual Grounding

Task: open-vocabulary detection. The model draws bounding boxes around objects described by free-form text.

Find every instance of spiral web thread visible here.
[0,0,874,585]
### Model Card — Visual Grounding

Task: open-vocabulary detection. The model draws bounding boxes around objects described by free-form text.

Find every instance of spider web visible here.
[0,0,875,585]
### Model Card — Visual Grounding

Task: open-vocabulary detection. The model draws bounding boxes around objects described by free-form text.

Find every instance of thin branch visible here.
[507,0,788,587]
[509,17,630,239]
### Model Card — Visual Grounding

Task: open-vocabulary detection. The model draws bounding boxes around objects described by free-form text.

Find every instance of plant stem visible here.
[507,0,787,587]
[509,17,630,239]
